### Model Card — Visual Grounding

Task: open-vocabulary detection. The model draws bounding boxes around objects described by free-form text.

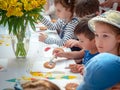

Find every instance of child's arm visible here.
[53,48,84,59]
[69,64,84,75]
[64,39,82,48]
[44,18,79,46]
[40,17,62,30]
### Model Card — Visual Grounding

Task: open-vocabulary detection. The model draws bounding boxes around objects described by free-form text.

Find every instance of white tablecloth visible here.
[0,24,83,90]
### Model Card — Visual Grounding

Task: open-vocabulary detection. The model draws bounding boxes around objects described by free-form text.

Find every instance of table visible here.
[0,23,83,90]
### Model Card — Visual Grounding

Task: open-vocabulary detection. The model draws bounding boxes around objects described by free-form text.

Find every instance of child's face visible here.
[77,34,95,50]
[55,3,72,20]
[94,22,119,54]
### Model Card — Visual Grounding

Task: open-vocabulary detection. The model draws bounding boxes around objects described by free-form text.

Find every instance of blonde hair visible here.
[96,21,120,56]
[22,79,60,90]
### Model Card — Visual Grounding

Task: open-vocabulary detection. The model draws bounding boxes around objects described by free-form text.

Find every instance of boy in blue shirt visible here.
[53,18,99,73]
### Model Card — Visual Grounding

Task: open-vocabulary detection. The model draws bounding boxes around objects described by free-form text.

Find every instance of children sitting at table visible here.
[66,9,120,90]
[64,0,100,49]
[52,0,100,57]
[77,8,120,75]
[77,53,120,90]
[76,9,120,90]
[53,18,99,74]
[67,6,120,74]
[39,0,79,46]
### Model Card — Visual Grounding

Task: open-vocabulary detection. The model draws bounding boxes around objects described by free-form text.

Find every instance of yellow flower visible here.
[37,0,46,5]
[7,7,23,17]
[0,0,46,58]
[31,0,39,8]
[0,0,46,31]
[21,0,33,11]
[0,0,9,10]
[21,0,43,11]
[6,2,23,17]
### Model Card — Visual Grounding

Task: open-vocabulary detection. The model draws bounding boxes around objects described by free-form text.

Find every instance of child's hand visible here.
[52,48,64,57]
[64,39,81,48]
[65,82,79,90]
[69,64,84,75]
[77,64,84,75]
[69,64,79,73]
[39,33,48,42]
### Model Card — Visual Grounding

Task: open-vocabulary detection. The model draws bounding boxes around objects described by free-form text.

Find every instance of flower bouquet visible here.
[0,0,46,58]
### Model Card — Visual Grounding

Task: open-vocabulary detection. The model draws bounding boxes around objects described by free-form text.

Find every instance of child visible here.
[14,79,60,90]
[77,53,120,90]
[39,0,79,46]
[64,0,100,49]
[53,18,99,73]
[88,10,120,56]
[84,10,120,90]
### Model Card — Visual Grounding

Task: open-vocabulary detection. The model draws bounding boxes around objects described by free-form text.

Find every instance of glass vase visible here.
[11,25,31,59]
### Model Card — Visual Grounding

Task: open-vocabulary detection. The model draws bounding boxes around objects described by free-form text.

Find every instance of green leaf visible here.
[29,20,36,31]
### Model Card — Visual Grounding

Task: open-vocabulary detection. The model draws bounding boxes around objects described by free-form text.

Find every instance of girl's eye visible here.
[103,34,108,38]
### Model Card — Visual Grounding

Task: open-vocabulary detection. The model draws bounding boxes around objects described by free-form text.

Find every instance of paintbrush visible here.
[49,55,55,64]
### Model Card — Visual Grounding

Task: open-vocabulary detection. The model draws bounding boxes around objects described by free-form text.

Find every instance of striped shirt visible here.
[41,17,79,46]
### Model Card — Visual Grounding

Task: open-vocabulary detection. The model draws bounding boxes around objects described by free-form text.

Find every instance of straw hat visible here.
[88,10,120,32]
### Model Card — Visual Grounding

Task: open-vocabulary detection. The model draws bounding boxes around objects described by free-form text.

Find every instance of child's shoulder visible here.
[71,17,79,22]
[69,17,80,24]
